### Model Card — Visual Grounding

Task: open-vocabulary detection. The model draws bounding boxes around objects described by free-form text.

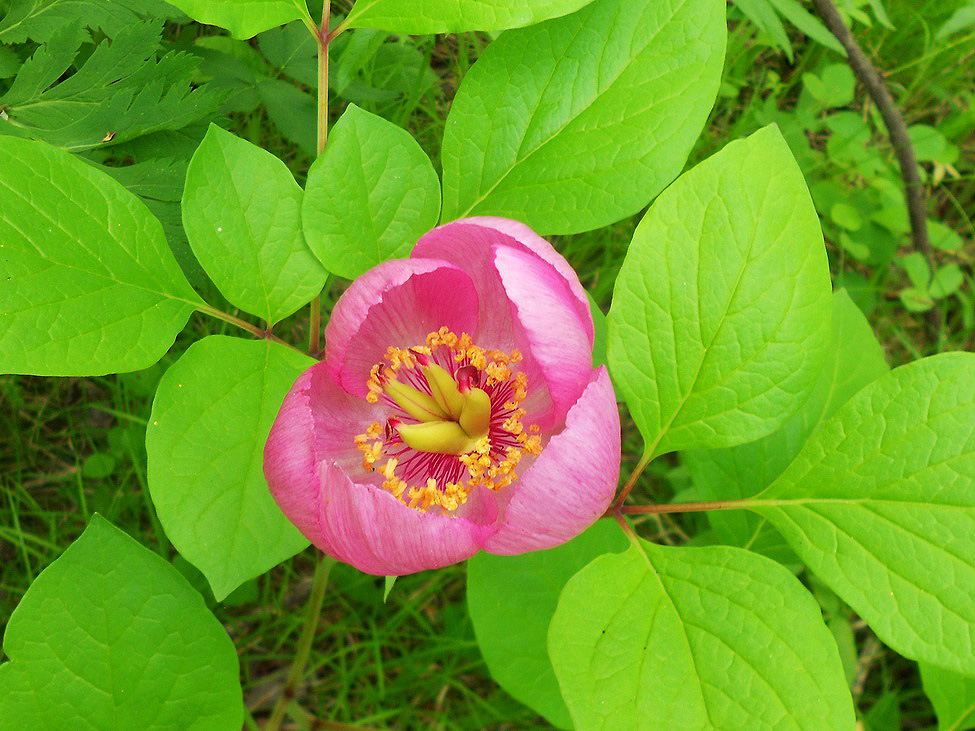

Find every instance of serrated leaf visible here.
[467,520,626,728]
[607,125,832,456]
[549,540,856,729]
[345,0,593,33]
[920,663,975,731]
[302,105,440,279]
[0,136,202,376]
[440,0,726,234]
[0,515,242,729]
[750,352,975,675]
[164,0,307,39]
[0,20,225,152]
[147,335,312,600]
[683,289,888,558]
[183,124,327,324]
[0,0,161,43]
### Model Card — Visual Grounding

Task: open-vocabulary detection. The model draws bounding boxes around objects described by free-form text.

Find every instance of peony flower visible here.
[264,217,621,576]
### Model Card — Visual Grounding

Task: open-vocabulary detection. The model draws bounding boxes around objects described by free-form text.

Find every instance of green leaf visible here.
[0,515,242,728]
[163,0,307,39]
[0,136,201,376]
[607,125,832,456]
[302,105,441,279]
[147,335,312,600]
[751,352,975,675]
[929,220,964,252]
[735,0,793,59]
[0,0,161,43]
[900,251,931,289]
[936,4,975,40]
[930,263,964,300]
[549,540,856,729]
[0,21,225,152]
[440,0,726,234]
[683,289,888,558]
[345,0,594,32]
[920,663,975,731]
[766,0,845,54]
[183,124,327,324]
[467,520,626,728]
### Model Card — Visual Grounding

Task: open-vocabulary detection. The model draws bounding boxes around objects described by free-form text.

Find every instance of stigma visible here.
[354,328,542,513]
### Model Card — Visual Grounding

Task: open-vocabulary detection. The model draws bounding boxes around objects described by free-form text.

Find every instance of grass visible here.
[2,2,974,728]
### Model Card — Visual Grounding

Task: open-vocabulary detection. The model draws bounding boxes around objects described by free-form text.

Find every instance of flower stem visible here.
[612,452,650,509]
[307,0,331,357]
[266,554,337,731]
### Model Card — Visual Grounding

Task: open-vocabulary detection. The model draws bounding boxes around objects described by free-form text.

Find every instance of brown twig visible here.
[810,0,938,332]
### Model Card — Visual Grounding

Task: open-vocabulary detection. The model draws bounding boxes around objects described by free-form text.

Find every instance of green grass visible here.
[3,3,975,728]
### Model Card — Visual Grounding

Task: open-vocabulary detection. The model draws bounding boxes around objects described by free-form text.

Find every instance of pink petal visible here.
[324,259,479,397]
[462,216,594,346]
[483,367,620,555]
[412,221,517,349]
[265,362,500,576]
[315,461,496,576]
[493,244,593,423]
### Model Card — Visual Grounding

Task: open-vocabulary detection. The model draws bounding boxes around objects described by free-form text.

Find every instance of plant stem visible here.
[266,555,337,731]
[308,0,331,357]
[196,304,306,355]
[612,452,651,509]
[617,499,750,515]
[810,0,938,333]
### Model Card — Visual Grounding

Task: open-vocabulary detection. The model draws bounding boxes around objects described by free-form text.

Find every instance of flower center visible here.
[354,327,542,513]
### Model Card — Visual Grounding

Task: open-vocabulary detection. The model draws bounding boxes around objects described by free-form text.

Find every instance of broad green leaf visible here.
[549,540,855,729]
[920,663,975,731]
[467,520,626,728]
[0,22,224,152]
[607,125,832,457]
[0,136,202,376]
[936,4,975,41]
[440,0,726,234]
[0,515,242,729]
[751,352,975,675]
[302,105,441,279]
[345,0,593,32]
[183,124,327,324]
[683,290,888,557]
[0,0,162,43]
[163,0,307,39]
[147,335,312,600]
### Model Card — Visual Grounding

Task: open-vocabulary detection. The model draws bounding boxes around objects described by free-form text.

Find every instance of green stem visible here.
[612,452,651,510]
[266,555,337,731]
[308,0,331,357]
[196,304,306,356]
[617,499,751,515]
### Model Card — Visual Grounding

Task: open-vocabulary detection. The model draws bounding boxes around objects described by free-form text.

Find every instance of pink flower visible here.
[264,217,621,575]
